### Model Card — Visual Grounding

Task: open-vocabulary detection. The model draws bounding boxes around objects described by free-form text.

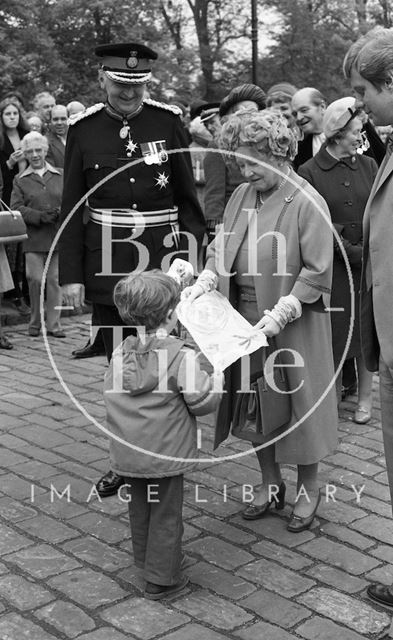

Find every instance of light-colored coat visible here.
[205,172,338,464]
[361,150,393,371]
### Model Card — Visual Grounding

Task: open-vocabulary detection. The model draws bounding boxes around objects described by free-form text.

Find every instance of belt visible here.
[89,206,179,228]
[239,288,257,302]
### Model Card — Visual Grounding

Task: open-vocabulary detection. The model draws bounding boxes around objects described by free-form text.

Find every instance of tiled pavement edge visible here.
[0,314,393,639]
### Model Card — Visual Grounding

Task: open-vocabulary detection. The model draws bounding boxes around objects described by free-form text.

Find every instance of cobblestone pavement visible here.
[1,314,393,639]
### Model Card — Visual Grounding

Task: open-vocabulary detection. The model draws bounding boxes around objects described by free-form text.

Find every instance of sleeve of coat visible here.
[297,161,314,186]
[177,348,223,415]
[290,190,333,308]
[10,178,42,226]
[58,125,85,286]
[203,145,227,223]
[170,117,206,251]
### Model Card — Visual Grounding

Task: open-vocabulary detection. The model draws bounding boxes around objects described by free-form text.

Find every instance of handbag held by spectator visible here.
[0,199,28,244]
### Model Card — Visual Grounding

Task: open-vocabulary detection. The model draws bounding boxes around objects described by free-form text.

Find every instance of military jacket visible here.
[59,101,205,304]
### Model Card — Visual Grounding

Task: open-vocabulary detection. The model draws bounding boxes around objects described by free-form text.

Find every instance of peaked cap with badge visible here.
[59,40,205,307]
[95,42,158,84]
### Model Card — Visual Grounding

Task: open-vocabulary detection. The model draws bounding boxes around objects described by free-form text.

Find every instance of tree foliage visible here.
[0,0,392,110]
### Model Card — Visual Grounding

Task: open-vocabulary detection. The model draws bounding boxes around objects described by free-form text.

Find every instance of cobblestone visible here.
[296,617,370,639]
[236,558,316,596]
[1,318,393,639]
[240,588,312,628]
[297,587,390,635]
[100,597,190,637]
[0,613,58,639]
[0,574,54,610]
[34,601,96,638]
[4,543,81,578]
[296,536,381,574]
[234,621,299,639]
[47,568,128,608]
[172,590,254,629]
[61,537,132,572]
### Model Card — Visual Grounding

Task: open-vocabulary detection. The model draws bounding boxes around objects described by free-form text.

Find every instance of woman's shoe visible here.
[354,405,371,424]
[287,491,321,532]
[242,482,286,520]
[0,335,13,350]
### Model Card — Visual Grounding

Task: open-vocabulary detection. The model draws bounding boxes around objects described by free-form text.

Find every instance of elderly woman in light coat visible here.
[184,110,338,532]
[10,131,64,338]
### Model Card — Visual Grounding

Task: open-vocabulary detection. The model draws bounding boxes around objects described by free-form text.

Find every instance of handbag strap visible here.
[0,198,13,214]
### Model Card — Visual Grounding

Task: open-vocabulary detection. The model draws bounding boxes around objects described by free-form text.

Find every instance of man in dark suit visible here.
[291,87,327,171]
[46,105,68,168]
[59,42,205,498]
[344,27,393,609]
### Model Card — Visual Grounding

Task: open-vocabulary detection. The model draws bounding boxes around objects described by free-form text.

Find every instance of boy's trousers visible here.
[124,475,184,585]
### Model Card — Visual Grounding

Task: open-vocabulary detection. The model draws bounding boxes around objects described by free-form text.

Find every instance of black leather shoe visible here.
[367,583,393,607]
[96,470,125,497]
[72,340,106,359]
[242,482,286,520]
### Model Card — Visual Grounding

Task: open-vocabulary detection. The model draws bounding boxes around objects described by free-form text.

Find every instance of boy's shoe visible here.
[144,575,189,600]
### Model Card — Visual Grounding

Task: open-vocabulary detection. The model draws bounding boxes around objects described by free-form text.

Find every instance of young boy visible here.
[104,270,223,600]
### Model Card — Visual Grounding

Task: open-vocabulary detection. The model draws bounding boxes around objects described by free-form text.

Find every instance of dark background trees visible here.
[0,0,391,109]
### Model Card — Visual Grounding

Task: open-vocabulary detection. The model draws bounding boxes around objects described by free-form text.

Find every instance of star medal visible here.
[155,171,169,189]
[126,139,138,156]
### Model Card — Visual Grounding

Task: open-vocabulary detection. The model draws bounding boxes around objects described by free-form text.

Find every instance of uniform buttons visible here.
[130,177,135,183]
[94,164,99,170]
[132,204,138,209]
[344,181,350,187]
[351,223,356,228]
[345,200,353,206]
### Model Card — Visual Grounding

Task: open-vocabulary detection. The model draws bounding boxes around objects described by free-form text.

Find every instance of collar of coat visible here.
[312,144,359,171]
[19,162,62,179]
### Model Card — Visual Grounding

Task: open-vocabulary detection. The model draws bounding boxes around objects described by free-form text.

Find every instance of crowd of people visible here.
[0,91,85,345]
[1,29,393,610]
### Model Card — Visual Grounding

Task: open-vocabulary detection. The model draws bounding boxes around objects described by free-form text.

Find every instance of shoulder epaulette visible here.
[68,103,105,126]
[143,97,182,116]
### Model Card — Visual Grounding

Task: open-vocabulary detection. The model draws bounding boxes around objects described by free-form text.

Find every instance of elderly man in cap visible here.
[59,42,205,498]
[343,27,393,610]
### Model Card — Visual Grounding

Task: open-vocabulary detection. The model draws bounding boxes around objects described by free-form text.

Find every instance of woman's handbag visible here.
[233,340,291,437]
[0,199,28,244]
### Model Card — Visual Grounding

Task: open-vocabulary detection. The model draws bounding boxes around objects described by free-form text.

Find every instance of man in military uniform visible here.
[59,42,205,497]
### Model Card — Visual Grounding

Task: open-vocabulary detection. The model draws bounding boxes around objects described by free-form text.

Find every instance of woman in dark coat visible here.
[0,98,29,313]
[299,97,378,424]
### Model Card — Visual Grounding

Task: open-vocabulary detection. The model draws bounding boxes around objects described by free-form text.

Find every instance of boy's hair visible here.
[113,269,181,332]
